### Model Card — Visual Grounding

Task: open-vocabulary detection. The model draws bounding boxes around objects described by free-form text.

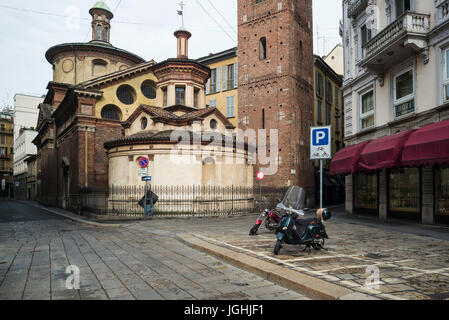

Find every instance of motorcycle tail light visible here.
[256,220,262,225]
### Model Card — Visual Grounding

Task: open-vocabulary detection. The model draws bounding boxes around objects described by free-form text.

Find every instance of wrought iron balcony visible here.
[347,0,368,18]
[360,11,430,74]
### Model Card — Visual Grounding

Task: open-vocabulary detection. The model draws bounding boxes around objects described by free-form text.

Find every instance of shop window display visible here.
[389,168,420,213]
[436,166,449,216]
[354,173,378,211]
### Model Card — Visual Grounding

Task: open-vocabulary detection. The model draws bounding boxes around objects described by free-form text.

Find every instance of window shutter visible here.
[233,63,238,89]
[206,79,210,95]
[216,67,221,93]
[222,65,227,91]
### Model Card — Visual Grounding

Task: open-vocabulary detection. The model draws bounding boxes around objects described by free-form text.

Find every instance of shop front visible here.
[330,119,449,225]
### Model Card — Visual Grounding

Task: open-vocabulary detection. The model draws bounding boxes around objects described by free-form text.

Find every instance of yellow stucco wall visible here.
[204,56,239,128]
[313,64,344,169]
[53,55,133,85]
[0,119,14,181]
[95,72,158,121]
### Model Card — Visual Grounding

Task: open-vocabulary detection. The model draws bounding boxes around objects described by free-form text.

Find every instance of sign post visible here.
[256,171,265,210]
[138,157,152,216]
[310,126,332,208]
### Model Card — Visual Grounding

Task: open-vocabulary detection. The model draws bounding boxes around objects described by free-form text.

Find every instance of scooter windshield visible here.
[280,186,306,210]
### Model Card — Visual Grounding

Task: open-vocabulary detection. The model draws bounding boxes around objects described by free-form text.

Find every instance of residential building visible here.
[237,0,315,203]
[25,155,38,200]
[14,128,38,199]
[323,44,344,77]
[313,54,345,205]
[333,0,449,225]
[197,47,239,128]
[13,93,44,199]
[0,108,14,199]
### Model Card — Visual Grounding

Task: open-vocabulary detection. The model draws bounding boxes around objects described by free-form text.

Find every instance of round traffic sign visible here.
[256,171,265,181]
[138,157,149,168]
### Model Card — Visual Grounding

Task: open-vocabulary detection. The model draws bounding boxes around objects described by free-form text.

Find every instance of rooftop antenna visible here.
[178,1,186,28]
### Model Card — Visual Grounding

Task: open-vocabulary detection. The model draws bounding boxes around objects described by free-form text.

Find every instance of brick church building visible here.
[237,0,315,194]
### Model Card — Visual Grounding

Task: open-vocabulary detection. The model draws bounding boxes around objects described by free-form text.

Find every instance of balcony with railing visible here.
[0,128,13,135]
[436,0,449,26]
[347,0,368,18]
[359,11,430,74]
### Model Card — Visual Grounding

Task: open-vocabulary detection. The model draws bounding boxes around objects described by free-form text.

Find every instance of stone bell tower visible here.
[89,1,113,43]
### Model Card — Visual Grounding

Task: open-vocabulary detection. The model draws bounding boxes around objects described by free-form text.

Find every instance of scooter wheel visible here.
[274,239,283,255]
[249,225,259,236]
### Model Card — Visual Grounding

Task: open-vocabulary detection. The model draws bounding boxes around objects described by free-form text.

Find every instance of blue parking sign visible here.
[312,129,329,146]
[310,126,332,160]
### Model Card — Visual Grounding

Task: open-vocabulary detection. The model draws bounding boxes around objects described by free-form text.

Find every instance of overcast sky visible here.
[0,0,342,108]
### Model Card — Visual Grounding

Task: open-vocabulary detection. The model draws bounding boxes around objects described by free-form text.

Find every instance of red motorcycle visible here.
[249,197,282,235]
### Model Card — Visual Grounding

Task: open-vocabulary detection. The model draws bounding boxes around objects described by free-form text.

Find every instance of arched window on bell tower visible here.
[97,25,102,41]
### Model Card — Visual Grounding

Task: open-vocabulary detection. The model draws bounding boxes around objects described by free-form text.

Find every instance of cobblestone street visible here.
[2,201,449,300]
[0,201,307,300]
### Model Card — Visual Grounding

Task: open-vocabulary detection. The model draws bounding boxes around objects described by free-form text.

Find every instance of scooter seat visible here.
[293,218,316,238]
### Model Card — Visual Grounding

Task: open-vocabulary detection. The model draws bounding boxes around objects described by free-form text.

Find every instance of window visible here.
[361,90,375,129]
[0,135,5,145]
[394,69,415,118]
[259,37,267,60]
[326,107,331,125]
[444,49,449,102]
[395,0,411,18]
[175,86,185,105]
[141,80,156,99]
[162,87,168,106]
[326,80,333,104]
[360,24,372,47]
[209,68,220,93]
[101,105,121,121]
[92,59,107,77]
[194,88,199,108]
[335,87,340,108]
[97,25,102,41]
[117,85,135,105]
[316,72,324,98]
[389,168,420,213]
[299,40,303,63]
[0,160,5,169]
[0,147,6,155]
[227,64,235,90]
[262,109,265,129]
[317,100,322,124]
[210,119,218,130]
[209,100,217,108]
[436,166,449,216]
[141,117,148,130]
[226,96,235,118]
[0,124,4,131]
[104,27,109,42]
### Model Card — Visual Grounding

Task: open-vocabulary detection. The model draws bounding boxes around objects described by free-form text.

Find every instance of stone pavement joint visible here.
[176,233,354,300]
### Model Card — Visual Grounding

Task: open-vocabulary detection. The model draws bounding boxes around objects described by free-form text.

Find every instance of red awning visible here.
[330,141,370,175]
[401,119,449,167]
[358,130,416,171]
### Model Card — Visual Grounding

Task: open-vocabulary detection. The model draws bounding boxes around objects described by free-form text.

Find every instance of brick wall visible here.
[238,0,315,196]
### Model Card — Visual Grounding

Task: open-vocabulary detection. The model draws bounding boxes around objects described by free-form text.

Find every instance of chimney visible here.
[174,29,192,59]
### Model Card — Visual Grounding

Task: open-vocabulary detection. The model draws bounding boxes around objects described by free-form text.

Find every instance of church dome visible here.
[91,1,112,13]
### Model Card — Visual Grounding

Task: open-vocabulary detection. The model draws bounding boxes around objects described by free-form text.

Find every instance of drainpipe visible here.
[72,45,77,84]
[85,127,88,188]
